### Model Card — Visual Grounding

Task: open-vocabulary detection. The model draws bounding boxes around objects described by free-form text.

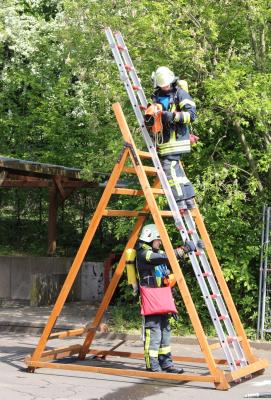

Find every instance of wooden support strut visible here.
[26,102,268,390]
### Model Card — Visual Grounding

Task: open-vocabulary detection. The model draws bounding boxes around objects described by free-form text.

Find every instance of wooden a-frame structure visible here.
[26,103,268,390]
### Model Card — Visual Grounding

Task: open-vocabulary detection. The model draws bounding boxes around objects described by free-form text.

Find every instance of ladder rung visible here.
[112,188,164,196]
[137,150,152,159]
[124,64,133,71]
[160,210,175,217]
[117,44,125,51]
[209,336,243,350]
[123,166,157,176]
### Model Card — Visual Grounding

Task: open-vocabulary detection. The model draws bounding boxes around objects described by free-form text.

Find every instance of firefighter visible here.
[147,66,197,210]
[137,223,198,373]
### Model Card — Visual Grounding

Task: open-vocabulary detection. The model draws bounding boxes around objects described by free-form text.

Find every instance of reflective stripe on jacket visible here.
[152,84,197,157]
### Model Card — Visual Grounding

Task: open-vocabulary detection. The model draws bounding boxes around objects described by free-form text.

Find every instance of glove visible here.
[182,240,196,253]
[171,313,179,321]
[175,247,185,258]
[162,111,174,124]
[197,240,205,249]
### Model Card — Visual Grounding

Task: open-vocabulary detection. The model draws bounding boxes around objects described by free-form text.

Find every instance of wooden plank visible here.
[47,182,58,255]
[103,209,174,217]
[0,157,81,179]
[225,358,269,382]
[137,150,152,159]
[27,360,216,383]
[0,179,98,188]
[123,166,157,176]
[0,170,7,185]
[88,349,228,365]
[112,188,164,196]
[49,328,86,340]
[103,209,150,217]
[26,344,82,363]
[54,176,66,200]
[1,180,50,188]
[32,344,226,366]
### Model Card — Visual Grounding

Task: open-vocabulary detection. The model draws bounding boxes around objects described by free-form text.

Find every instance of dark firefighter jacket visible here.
[152,83,197,160]
[136,241,183,288]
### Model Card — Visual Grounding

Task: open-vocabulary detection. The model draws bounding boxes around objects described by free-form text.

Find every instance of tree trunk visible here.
[233,120,263,192]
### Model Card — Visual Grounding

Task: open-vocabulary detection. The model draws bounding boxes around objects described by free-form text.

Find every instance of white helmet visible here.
[139,224,160,243]
[151,66,176,88]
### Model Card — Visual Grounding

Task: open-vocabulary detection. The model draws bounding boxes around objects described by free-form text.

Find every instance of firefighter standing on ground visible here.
[136,223,197,373]
[145,66,197,210]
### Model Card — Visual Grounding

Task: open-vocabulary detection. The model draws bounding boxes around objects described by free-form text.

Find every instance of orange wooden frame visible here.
[26,103,268,390]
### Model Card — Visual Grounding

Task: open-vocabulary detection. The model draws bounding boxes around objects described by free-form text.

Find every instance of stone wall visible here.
[0,256,106,305]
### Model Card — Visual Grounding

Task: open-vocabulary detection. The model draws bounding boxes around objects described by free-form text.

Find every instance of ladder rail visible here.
[184,212,247,366]
[257,205,267,339]
[105,26,248,371]
[260,207,271,339]
[115,31,148,108]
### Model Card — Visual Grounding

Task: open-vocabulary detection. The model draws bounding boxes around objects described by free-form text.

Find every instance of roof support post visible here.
[48,181,58,255]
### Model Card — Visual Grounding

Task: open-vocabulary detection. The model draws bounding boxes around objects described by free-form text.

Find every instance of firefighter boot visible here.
[164,366,184,374]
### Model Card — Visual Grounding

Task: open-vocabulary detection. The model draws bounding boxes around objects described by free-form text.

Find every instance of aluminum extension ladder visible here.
[257,205,271,339]
[105,27,248,371]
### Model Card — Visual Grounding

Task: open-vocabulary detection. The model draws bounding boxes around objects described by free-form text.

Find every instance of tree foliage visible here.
[0,0,271,331]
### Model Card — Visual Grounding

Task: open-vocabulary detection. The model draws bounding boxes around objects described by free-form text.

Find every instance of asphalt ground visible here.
[0,302,271,400]
[1,332,271,400]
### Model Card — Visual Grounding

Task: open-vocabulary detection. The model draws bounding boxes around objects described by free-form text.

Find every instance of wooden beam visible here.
[47,182,58,255]
[102,209,174,217]
[112,188,164,195]
[1,179,98,189]
[88,349,227,365]
[137,150,152,159]
[225,358,269,382]
[26,344,82,363]
[123,166,157,176]
[49,328,86,340]
[53,176,67,200]
[26,360,216,384]
[0,170,7,186]
[0,157,81,179]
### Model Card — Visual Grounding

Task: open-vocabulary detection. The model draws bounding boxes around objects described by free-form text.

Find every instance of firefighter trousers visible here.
[144,314,174,372]
[161,158,195,205]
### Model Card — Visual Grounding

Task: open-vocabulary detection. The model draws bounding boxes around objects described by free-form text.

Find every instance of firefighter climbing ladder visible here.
[257,205,271,339]
[25,28,268,390]
[105,28,254,370]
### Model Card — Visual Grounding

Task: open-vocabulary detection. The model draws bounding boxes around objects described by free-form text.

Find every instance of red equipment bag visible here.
[140,285,177,316]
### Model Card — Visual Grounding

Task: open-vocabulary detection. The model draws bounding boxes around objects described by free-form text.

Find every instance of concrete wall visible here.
[0,256,106,304]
